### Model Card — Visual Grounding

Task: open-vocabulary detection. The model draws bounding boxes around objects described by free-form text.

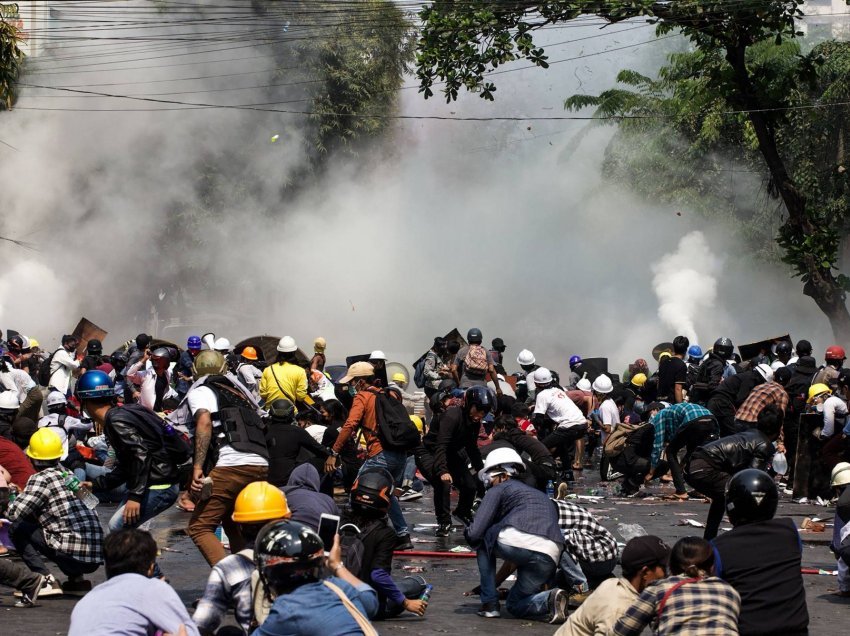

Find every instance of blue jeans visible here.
[108,484,179,532]
[477,542,556,620]
[360,450,409,536]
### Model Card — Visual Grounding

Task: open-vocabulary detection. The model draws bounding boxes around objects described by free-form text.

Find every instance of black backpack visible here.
[38,349,59,387]
[108,403,192,466]
[340,519,384,579]
[374,388,420,452]
[204,375,269,459]
[412,352,430,389]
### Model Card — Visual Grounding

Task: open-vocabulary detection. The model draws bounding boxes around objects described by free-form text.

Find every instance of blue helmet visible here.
[569,355,582,370]
[687,345,703,361]
[76,370,114,400]
[187,335,202,350]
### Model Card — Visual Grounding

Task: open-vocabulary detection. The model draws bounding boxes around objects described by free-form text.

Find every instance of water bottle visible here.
[546,480,555,498]
[617,523,647,542]
[772,452,788,476]
[420,584,433,603]
[62,472,98,509]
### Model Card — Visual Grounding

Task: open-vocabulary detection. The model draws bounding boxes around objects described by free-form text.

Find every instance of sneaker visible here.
[434,523,452,537]
[548,589,568,624]
[477,601,501,618]
[37,574,63,598]
[14,574,45,608]
[399,488,423,502]
[395,534,414,551]
[568,590,591,607]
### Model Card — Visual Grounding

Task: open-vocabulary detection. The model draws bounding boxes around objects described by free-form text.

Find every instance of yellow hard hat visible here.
[630,373,647,388]
[808,383,832,404]
[392,372,407,384]
[26,428,64,461]
[28,338,39,348]
[409,414,423,433]
[232,481,291,523]
[658,351,672,360]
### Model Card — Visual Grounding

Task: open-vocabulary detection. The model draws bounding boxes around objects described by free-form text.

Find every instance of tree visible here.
[0,17,24,110]
[416,1,850,340]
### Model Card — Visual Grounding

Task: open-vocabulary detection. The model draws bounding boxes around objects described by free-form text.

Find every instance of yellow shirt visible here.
[259,362,311,407]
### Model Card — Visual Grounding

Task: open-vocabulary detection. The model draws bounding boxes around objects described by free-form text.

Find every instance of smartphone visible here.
[318,513,340,555]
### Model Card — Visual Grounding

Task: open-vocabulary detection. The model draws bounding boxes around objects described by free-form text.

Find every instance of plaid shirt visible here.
[650,403,714,468]
[553,499,618,562]
[612,575,741,636]
[193,551,255,634]
[735,381,789,424]
[7,466,103,564]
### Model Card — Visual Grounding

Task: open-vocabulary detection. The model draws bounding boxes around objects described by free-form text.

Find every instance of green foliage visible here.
[0,19,23,110]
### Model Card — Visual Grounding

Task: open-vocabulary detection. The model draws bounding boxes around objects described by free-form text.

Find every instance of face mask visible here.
[348,385,357,397]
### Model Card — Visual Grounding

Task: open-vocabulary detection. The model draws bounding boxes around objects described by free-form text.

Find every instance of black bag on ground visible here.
[374,388,420,452]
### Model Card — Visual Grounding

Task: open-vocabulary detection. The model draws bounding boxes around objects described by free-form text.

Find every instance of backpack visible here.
[108,403,192,466]
[412,352,430,389]
[340,519,384,579]
[463,344,489,376]
[38,349,59,387]
[205,375,269,459]
[374,388,421,451]
[603,422,646,458]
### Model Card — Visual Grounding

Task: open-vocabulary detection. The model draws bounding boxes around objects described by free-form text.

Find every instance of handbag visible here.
[322,579,379,636]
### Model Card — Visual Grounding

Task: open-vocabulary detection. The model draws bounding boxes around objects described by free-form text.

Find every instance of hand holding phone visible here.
[318,513,340,556]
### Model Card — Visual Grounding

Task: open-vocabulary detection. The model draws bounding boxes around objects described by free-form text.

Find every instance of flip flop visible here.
[664,493,689,501]
[175,502,195,512]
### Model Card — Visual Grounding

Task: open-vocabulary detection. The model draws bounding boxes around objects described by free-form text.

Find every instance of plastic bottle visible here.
[617,523,647,542]
[420,584,433,603]
[546,480,555,498]
[772,452,788,476]
[62,472,98,509]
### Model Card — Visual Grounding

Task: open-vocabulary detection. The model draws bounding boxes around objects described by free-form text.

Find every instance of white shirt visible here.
[534,387,586,428]
[237,363,263,399]
[498,526,561,565]
[821,395,849,438]
[771,360,786,371]
[0,369,35,402]
[487,378,516,398]
[599,399,620,443]
[38,412,91,460]
[305,424,327,443]
[309,370,337,402]
[125,361,176,411]
[49,348,80,393]
[186,385,267,467]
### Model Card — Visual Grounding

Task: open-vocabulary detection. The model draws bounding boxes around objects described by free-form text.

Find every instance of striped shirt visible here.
[650,403,715,468]
[612,575,741,635]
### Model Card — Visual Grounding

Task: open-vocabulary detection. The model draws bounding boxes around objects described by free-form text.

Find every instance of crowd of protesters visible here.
[0,326,842,634]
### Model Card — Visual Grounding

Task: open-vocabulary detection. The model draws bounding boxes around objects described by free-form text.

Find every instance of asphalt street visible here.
[2,474,849,635]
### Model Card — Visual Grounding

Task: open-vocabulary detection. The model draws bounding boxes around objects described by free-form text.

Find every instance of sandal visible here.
[666,493,689,501]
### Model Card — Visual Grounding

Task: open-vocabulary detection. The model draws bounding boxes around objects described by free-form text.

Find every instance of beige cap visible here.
[339,361,375,384]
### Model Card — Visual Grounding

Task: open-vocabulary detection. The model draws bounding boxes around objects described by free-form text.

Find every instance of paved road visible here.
[3,474,849,634]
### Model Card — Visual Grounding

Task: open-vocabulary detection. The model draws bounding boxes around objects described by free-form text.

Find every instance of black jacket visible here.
[691,354,727,403]
[710,370,762,408]
[423,406,483,477]
[490,428,554,465]
[93,404,180,502]
[266,420,333,487]
[691,429,775,473]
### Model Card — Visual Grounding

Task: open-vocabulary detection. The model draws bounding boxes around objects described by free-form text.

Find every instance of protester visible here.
[690,338,734,404]
[485,414,556,491]
[311,337,327,372]
[259,337,311,410]
[656,336,689,403]
[612,536,741,635]
[125,347,177,412]
[283,463,340,531]
[422,337,452,397]
[813,345,845,388]
[235,347,263,401]
[176,335,202,401]
[48,335,81,396]
[452,328,502,394]
[829,462,850,598]
[264,398,333,487]
[466,448,567,623]
[37,391,91,461]
[69,528,199,636]
[608,402,667,496]
[535,368,589,473]
[734,367,789,430]
[0,356,42,422]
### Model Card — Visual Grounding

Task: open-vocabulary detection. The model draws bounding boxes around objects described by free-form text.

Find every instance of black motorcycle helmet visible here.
[467,328,483,345]
[87,339,103,356]
[774,340,792,358]
[350,467,394,515]
[725,469,778,526]
[713,337,734,360]
[269,398,295,421]
[255,520,325,598]
[464,385,494,417]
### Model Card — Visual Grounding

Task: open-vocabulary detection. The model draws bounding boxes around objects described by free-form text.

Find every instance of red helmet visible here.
[826,345,846,361]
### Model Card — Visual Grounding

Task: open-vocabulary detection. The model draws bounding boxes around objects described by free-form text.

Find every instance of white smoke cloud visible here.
[651,231,720,346]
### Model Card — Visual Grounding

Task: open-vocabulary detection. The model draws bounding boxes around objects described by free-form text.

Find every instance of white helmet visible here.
[213,337,231,352]
[369,350,387,361]
[478,447,525,486]
[754,363,774,383]
[831,462,850,487]
[592,374,613,394]
[46,392,67,409]
[533,367,553,385]
[276,336,297,353]
[0,391,20,411]
[517,349,536,366]
[576,378,592,392]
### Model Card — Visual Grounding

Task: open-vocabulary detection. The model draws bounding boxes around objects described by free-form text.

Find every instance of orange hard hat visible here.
[242,346,258,361]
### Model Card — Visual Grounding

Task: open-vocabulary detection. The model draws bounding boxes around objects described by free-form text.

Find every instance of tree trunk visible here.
[726,43,850,342]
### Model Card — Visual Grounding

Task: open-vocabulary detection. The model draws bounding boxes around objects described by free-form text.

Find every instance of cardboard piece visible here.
[738,334,792,363]
[72,317,108,358]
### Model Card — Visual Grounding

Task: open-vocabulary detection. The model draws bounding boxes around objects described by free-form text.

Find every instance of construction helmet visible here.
[533,367,553,386]
[313,337,326,353]
[187,335,202,350]
[26,428,64,461]
[569,355,582,369]
[28,338,39,349]
[479,447,525,487]
[45,391,68,410]
[232,482,291,523]
[687,345,703,362]
[277,336,297,353]
[150,347,171,361]
[831,463,850,488]
[369,350,388,361]
[577,378,592,392]
[76,370,114,400]
[350,467,394,514]
[241,346,259,361]
[630,373,647,388]
[658,351,672,361]
[392,372,407,384]
[517,349,536,366]
[409,414,423,433]
[192,350,227,379]
[807,383,832,404]
[725,469,778,526]
[754,363,774,383]
[0,391,20,412]
[826,345,847,361]
[255,520,325,597]
[592,374,614,394]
